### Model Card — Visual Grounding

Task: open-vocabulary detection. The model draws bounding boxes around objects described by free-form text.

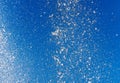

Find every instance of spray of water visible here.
[0,28,15,83]
[0,27,30,83]
[50,0,111,83]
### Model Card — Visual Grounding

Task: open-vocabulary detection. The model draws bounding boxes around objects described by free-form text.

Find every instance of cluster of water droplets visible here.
[50,0,111,83]
[0,28,15,83]
[0,27,30,83]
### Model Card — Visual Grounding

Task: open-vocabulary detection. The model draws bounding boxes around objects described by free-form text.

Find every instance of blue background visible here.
[0,0,120,83]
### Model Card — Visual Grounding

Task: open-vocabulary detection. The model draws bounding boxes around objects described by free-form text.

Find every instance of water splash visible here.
[0,27,30,83]
[50,0,111,83]
[0,28,15,83]
[0,0,30,82]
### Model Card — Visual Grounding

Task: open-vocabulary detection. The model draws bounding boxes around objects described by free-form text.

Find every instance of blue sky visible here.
[0,0,120,83]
